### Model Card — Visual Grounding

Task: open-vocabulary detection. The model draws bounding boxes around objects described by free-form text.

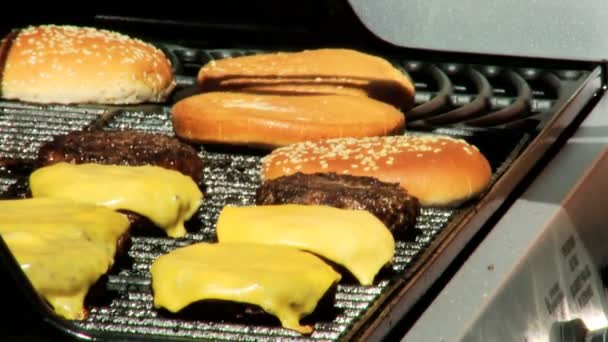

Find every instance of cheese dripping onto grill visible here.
[150,242,341,334]
[216,204,395,285]
[0,198,130,319]
[29,162,203,238]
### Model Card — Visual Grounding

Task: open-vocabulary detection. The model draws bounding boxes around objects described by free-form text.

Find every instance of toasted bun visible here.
[196,48,415,110]
[0,25,175,104]
[171,92,405,148]
[261,135,492,207]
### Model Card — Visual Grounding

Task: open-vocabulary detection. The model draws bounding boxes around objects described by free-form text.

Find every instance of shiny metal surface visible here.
[348,0,608,61]
[404,82,608,342]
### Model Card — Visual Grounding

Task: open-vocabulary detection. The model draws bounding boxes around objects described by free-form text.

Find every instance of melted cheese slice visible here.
[216,204,395,285]
[0,198,130,319]
[29,162,204,238]
[151,242,340,334]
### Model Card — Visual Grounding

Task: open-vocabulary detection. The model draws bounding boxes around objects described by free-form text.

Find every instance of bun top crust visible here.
[196,48,415,109]
[261,135,493,207]
[0,25,175,104]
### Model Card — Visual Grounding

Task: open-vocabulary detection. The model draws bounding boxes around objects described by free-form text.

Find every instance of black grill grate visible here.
[0,102,509,341]
[0,45,595,341]
[0,102,106,160]
[66,108,462,340]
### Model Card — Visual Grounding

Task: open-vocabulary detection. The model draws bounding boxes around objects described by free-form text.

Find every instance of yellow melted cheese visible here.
[29,162,204,238]
[0,198,130,320]
[216,204,395,285]
[151,242,341,334]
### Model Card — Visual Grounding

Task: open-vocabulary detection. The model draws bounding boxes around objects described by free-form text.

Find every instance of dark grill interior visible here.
[0,44,596,341]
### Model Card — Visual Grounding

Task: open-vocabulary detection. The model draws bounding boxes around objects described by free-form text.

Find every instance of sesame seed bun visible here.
[197,48,415,110]
[261,135,492,207]
[0,25,175,104]
[171,92,405,148]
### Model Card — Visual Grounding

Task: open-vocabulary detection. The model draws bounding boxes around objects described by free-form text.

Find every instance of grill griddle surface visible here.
[0,107,515,341]
[0,46,591,341]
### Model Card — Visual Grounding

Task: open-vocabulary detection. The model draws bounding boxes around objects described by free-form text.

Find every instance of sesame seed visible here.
[11,24,170,85]
[264,135,482,176]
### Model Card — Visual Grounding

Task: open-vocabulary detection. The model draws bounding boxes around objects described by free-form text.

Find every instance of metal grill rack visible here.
[0,45,598,341]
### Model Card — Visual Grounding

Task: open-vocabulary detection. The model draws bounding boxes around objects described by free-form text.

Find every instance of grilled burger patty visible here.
[255,172,420,238]
[35,129,204,184]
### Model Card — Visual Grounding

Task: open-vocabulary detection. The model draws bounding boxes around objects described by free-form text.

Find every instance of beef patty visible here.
[255,172,419,238]
[36,129,204,184]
